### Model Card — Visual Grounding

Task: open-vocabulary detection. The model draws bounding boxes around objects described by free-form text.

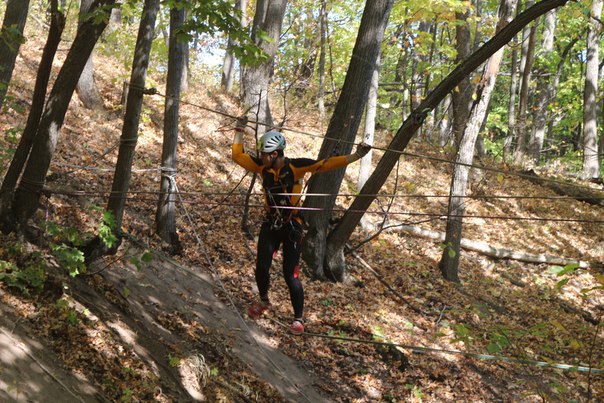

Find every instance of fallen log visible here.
[389,224,589,268]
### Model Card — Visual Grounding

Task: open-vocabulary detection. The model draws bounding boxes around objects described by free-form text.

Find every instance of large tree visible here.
[582,0,602,179]
[0,0,30,108]
[322,0,571,281]
[83,0,160,262]
[0,0,65,231]
[529,10,557,163]
[7,0,116,232]
[439,0,517,282]
[301,0,395,281]
[156,3,186,252]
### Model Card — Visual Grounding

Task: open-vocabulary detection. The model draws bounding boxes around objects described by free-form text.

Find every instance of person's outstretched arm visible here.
[231,124,262,173]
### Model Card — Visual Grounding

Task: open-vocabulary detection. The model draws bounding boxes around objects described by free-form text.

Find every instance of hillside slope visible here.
[0,29,603,402]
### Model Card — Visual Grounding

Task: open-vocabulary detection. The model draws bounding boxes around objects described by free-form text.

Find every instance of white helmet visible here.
[258,131,286,152]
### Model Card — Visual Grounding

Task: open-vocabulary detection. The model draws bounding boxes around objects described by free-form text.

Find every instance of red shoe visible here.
[248,301,270,319]
[289,320,304,335]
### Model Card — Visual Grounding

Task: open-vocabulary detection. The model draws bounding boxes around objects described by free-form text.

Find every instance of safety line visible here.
[268,319,604,375]
[40,185,604,201]
[127,82,604,196]
[39,187,604,225]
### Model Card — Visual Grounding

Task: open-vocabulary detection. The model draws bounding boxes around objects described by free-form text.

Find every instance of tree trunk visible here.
[451,10,474,146]
[221,0,246,93]
[302,0,394,282]
[0,0,30,108]
[359,52,380,191]
[513,1,537,164]
[155,4,185,253]
[83,0,159,262]
[240,0,287,131]
[529,10,557,163]
[582,0,602,179]
[0,0,65,232]
[10,0,115,232]
[439,0,516,283]
[323,0,571,279]
[75,0,104,110]
[504,41,518,158]
[438,94,452,146]
[317,0,327,120]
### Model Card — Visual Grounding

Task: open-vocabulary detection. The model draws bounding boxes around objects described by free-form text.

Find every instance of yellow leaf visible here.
[549,319,566,331]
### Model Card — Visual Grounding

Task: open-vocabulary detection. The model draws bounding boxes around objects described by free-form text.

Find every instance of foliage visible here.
[0,254,46,296]
[98,209,119,249]
[45,221,87,277]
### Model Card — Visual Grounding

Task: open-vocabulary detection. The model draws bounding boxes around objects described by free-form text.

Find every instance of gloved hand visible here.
[355,142,371,158]
[235,115,248,132]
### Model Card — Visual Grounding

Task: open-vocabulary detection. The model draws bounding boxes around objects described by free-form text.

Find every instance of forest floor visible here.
[1,33,604,402]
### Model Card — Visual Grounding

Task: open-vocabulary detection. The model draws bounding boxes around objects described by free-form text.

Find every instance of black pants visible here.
[255,219,304,319]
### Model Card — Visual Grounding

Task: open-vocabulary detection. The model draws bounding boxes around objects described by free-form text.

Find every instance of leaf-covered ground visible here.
[0,30,603,402]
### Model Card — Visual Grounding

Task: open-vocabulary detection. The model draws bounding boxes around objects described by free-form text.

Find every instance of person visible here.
[231,125,371,335]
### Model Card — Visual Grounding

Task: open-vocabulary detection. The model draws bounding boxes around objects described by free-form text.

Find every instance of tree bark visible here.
[323,0,571,280]
[451,10,474,146]
[359,52,380,191]
[504,40,518,158]
[358,52,380,230]
[83,0,159,262]
[302,0,394,282]
[240,0,287,131]
[0,0,65,232]
[0,0,30,108]
[530,10,557,163]
[513,0,537,164]
[155,4,186,253]
[10,0,115,232]
[75,0,105,110]
[439,0,516,283]
[582,0,602,179]
[317,0,327,120]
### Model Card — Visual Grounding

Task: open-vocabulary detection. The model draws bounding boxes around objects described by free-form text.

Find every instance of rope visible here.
[127,82,604,196]
[268,318,604,375]
[37,187,604,225]
[39,182,604,201]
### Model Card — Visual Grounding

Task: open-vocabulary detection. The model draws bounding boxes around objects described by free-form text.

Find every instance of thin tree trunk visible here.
[439,95,452,146]
[439,0,516,283]
[10,0,115,232]
[317,0,327,120]
[513,0,537,164]
[0,0,30,108]
[530,10,557,163]
[221,0,246,92]
[582,0,602,178]
[302,0,394,282]
[0,0,65,232]
[83,0,159,261]
[504,41,518,158]
[323,0,571,279]
[156,4,186,253]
